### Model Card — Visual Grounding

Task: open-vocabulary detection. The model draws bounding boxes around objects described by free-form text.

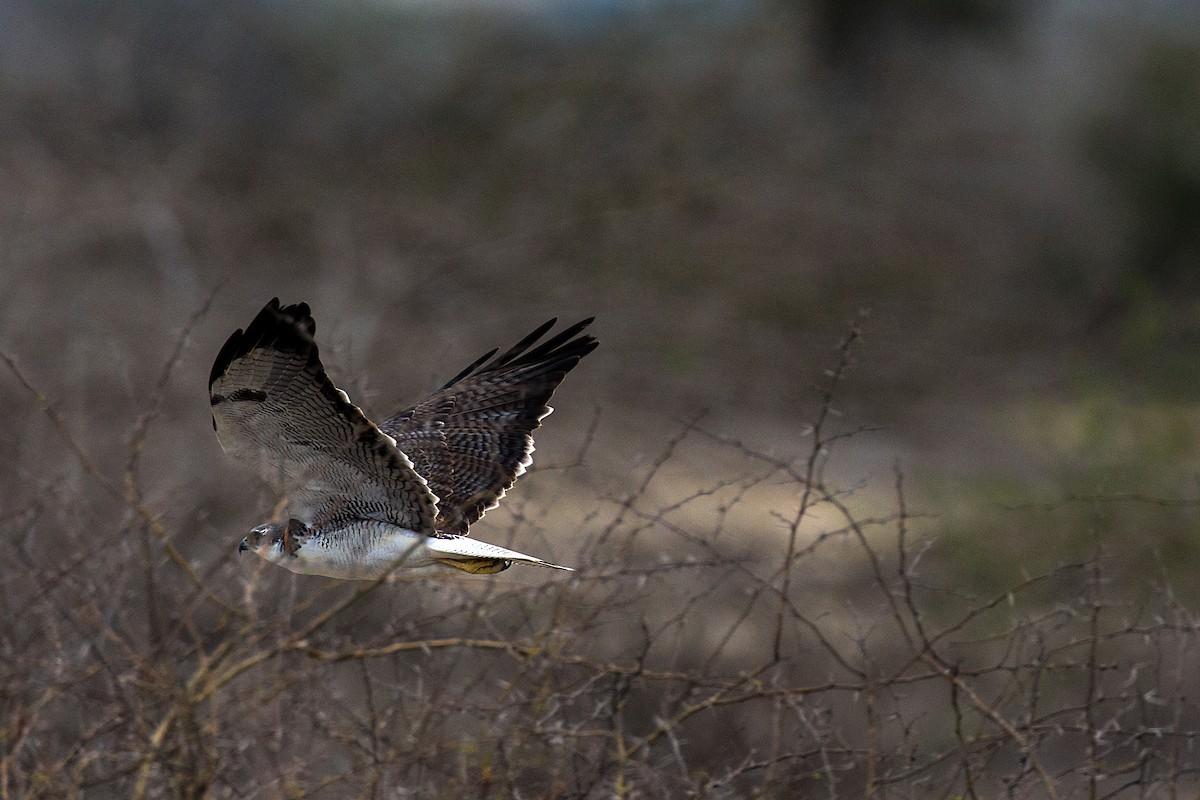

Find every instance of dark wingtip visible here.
[425,317,597,396]
[517,316,598,366]
[436,346,500,392]
[209,298,317,389]
[496,317,597,368]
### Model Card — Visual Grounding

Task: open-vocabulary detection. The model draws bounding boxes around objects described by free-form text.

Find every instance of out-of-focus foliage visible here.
[797,0,1028,68]
[1087,38,1200,292]
[1080,34,1200,391]
[3,0,1200,796]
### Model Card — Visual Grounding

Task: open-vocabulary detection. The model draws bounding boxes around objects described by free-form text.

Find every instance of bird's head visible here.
[239,519,306,561]
[239,523,279,558]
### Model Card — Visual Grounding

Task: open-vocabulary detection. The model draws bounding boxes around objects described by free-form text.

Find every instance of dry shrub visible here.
[1,314,1198,800]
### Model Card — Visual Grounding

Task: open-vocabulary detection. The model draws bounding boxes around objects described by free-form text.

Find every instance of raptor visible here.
[209,298,597,578]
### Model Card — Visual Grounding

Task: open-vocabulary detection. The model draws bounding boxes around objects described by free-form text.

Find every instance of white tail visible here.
[425,536,573,571]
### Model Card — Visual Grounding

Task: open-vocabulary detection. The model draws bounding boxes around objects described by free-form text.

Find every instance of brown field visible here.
[2,2,1200,797]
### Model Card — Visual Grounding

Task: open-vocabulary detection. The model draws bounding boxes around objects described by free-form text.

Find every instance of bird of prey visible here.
[209,298,597,579]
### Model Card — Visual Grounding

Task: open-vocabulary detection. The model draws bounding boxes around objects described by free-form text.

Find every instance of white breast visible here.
[266,521,437,580]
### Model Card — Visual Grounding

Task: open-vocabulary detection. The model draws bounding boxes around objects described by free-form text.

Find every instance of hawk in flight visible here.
[209,298,597,579]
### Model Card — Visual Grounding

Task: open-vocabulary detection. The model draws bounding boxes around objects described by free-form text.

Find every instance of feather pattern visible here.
[380,317,598,535]
[210,298,438,533]
[211,299,595,578]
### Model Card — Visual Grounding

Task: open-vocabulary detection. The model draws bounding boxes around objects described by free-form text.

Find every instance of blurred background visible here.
[4,0,1200,588]
[3,0,1200,796]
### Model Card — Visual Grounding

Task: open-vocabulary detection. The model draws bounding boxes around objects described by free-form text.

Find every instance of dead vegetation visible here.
[3,2,1200,797]
[2,312,1198,799]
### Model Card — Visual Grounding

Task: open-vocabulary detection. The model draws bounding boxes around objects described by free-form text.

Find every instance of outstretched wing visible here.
[210,298,438,533]
[379,318,597,535]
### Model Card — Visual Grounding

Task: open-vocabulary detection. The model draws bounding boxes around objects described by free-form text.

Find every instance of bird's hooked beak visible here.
[238,538,249,553]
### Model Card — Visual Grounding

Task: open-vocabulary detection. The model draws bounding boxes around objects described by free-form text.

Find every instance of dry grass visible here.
[3,3,1200,797]
[2,313,1199,799]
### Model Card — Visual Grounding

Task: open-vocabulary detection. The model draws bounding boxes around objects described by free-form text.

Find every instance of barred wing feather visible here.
[379,317,597,535]
[209,298,438,533]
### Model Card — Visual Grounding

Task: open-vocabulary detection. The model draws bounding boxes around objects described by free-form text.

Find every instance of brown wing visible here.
[379,318,597,535]
[210,298,438,533]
